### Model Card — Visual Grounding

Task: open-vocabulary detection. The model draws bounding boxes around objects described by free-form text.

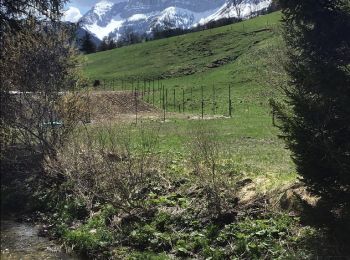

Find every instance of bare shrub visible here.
[188,123,229,215]
[1,19,88,158]
[48,122,164,214]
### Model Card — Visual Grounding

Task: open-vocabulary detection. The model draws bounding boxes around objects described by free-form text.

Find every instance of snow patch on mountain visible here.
[153,7,194,29]
[85,19,124,40]
[79,0,272,41]
[93,1,114,18]
[128,14,148,22]
[199,0,272,25]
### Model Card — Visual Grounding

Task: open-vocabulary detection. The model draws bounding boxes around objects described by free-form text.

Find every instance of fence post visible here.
[201,86,204,119]
[162,85,166,121]
[173,88,176,111]
[160,84,162,107]
[229,85,232,117]
[212,85,215,115]
[135,86,138,124]
[191,87,193,114]
[182,88,185,113]
[165,88,168,114]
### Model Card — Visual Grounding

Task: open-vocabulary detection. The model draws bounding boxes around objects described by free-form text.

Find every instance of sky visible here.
[62,0,98,22]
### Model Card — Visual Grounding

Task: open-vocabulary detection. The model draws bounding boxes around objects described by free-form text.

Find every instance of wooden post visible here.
[135,86,138,124]
[162,85,166,121]
[191,87,193,114]
[165,88,168,113]
[143,80,146,99]
[139,79,141,95]
[173,89,176,111]
[201,85,204,119]
[212,85,215,115]
[229,85,232,117]
[182,88,185,113]
[160,84,162,107]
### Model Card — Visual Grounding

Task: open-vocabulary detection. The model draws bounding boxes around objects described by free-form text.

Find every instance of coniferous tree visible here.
[80,32,96,54]
[98,36,109,52]
[107,36,117,49]
[274,0,350,207]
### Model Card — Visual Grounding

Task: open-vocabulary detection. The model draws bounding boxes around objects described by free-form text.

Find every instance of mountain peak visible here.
[93,1,114,18]
[80,0,272,41]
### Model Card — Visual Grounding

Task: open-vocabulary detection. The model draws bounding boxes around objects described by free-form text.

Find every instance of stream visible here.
[1,219,80,260]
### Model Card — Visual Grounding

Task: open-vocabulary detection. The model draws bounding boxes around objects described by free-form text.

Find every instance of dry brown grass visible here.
[89,91,159,123]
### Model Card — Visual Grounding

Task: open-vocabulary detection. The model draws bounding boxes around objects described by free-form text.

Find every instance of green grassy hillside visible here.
[84,12,280,82]
[83,12,281,116]
[83,12,294,193]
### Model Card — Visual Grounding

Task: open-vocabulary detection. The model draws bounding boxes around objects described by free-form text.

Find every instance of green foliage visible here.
[0,0,67,28]
[122,210,306,259]
[128,251,170,260]
[63,205,116,258]
[217,214,299,259]
[275,0,350,205]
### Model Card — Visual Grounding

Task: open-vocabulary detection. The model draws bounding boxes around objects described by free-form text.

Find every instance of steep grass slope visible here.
[84,12,280,83]
[83,12,281,115]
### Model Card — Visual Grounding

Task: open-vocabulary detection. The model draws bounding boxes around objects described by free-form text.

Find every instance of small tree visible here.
[80,31,96,54]
[1,19,88,158]
[274,0,350,208]
[189,123,224,215]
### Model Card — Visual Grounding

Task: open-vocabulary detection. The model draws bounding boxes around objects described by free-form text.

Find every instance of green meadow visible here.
[82,11,296,193]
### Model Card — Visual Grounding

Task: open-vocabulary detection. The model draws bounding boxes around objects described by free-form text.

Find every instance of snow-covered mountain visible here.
[79,0,272,41]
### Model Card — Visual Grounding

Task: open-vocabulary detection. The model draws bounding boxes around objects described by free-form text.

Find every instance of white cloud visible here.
[62,6,83,23]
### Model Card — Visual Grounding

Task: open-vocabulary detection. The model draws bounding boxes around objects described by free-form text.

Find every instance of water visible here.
[1,219,80,260]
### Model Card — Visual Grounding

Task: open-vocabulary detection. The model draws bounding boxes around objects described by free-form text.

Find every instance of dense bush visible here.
[274,0,350,208]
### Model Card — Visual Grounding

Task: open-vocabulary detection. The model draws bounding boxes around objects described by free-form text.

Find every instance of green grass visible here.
[83,11,282,115]
[82,11,295,192]
[83,12,280,83]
